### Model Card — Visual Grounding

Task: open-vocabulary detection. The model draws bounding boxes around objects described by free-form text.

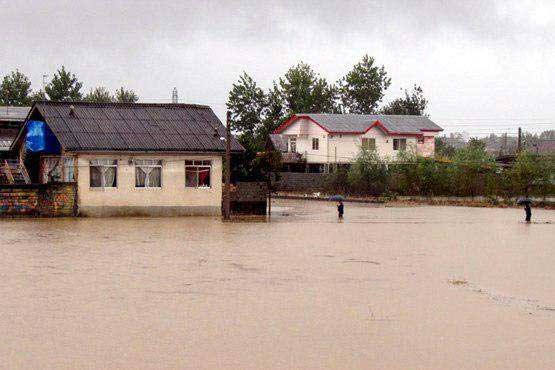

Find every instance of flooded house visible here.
[2,101,243,217]
[270,113,443,173]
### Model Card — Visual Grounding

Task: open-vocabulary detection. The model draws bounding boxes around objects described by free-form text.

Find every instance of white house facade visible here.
[271,114,442,172]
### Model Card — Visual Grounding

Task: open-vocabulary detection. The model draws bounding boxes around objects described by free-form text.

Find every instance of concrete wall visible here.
[76,153,223,217]
[276,172,328,192]
[0,183,76,217]
[280,118,436,164]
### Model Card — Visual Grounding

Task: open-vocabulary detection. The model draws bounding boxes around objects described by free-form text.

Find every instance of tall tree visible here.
[0,70,32,106]
[45,66,83,101]
[114,87,139,103]
[338,55,391,114]
[381,84,428,115]
[257,83,285,147]
[278,62,337,114]
[84,86,113,103]
[227,72,266,142]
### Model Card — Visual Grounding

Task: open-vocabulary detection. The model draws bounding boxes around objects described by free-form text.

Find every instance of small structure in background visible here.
[271,113,443,173]
[3,101,245,217]
[0,106,31,155]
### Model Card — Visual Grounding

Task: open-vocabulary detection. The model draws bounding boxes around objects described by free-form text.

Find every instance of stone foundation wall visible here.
[0,183,76,217]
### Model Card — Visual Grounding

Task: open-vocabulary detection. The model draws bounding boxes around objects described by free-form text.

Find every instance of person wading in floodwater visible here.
[524,202,532,222]
[337,200,344,219]
[517,197,532,223]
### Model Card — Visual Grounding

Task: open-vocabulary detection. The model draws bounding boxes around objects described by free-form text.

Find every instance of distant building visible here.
[270,114,443,172]
[7,101,244,216]
[0,106,31,154]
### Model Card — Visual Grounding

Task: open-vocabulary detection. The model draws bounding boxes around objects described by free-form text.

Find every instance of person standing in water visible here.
[337,200,344,219]
[524,202,532,222]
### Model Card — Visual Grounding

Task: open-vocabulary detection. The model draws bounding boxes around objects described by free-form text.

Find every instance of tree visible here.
[381,84,427,115]
[278,62,338,114]
[115,87,139,103]
[451,138,496,196]
[84,86,113,103]
[45,66,83,101]
[0,70,32,106]
[510,151,552,196]
[227,72,266,144]
[347,149,390,195]
[338,55,391,114]
[30,90,47,102]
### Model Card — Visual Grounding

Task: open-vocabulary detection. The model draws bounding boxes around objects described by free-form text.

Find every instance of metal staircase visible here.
[0,159,31,184]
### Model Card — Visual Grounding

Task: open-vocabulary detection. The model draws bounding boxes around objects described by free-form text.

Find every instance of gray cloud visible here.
[1,0,554,134]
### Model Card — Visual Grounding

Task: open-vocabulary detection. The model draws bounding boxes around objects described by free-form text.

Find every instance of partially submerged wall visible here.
[0,183,76,217]
[229,182,268,215]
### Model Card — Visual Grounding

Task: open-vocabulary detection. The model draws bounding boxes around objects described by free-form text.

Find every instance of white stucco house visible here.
[270,113,443,172]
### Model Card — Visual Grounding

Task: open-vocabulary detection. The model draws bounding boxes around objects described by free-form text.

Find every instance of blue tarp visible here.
[25,120,61,153]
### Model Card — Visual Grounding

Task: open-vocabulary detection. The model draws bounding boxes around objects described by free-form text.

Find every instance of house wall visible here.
[280,119,432,164]
[75,153,223,217]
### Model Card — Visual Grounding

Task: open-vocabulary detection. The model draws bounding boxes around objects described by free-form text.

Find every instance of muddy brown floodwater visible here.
[0,199,554,369]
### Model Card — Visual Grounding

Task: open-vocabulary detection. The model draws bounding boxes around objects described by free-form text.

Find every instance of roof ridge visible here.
[33,101,211,109]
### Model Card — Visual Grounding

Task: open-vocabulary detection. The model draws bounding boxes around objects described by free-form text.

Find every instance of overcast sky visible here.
[1,0,554,135]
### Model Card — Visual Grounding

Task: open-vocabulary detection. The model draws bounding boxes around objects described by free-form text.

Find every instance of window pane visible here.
[393,139,399,150]
[400,139,407,151]
[149,167,162,187]
[135,167,146,187]
[185,169,198,187]
[63,157,75,182]
[312,138,319,150]
[104,167,117,187]
[198,168,211,187]
[90,166,102,187]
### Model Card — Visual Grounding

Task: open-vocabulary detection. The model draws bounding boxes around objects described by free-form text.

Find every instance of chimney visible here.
[69,105,76,117]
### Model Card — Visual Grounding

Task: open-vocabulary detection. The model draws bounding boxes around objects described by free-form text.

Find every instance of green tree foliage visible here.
[451,138,496,196]
[381,85,427,115]
[339,55,391,114]
[84,86,113,103]
[0,70,32,106]
[114,87,139,103]
[227,72,266,142]
[45,66,83,101]
[510,151,553,196]
[278,62,338,114]
[347,149,389,195]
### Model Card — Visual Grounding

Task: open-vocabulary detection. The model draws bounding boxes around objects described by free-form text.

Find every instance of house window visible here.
[135,159,162,188]
[185,160,211,188]
[418,137,425,144]
[312,138,319,150]
[289,137,297,153]
[42,156,75,183]
[90,159,117,188]
[361,138,376,151]
[393,138,407,151]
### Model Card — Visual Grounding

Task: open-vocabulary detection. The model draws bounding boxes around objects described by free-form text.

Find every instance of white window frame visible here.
[289,137,297,153]
[185,160,212,189]
[393,138,407,151]
[361,138,376,151]
[312,137,319,150]
[89,159,118,188]
[135,159,162,188]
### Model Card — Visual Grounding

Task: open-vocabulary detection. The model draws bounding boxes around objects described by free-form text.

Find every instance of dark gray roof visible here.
[286,113,442,134]
[0,106,31,122]
[27,101,244,153]
[268,134,288,152]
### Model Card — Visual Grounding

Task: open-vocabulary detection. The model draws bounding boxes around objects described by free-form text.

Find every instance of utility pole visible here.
[223,111,232,220]
[517,127,522,153]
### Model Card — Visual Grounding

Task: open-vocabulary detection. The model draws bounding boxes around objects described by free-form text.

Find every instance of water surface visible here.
[1,200,554,369]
